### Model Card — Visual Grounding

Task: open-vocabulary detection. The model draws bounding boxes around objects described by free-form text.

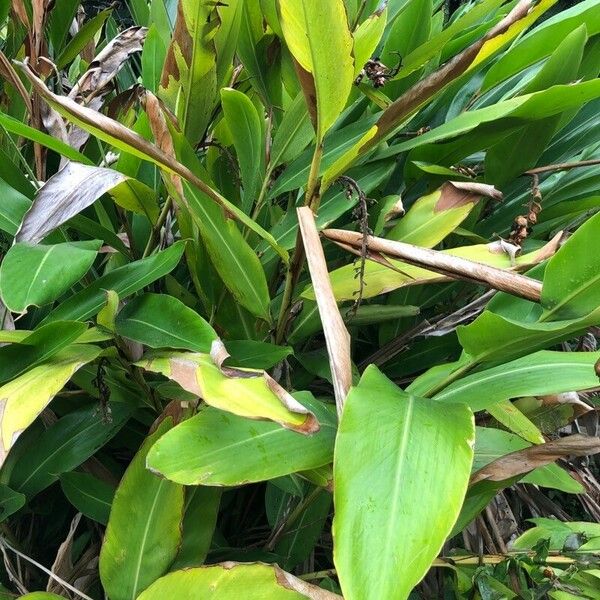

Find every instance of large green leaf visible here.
[333,366,474,600]
[0,240,100,313]
[221,87,265,214]
[279,0,354,139]
[541,211,600,321]
[136,351,318,432]
[10,401,132,498]
[100,418,185,600]
[146,395,336,485]
[115,293,217,352]
[0,321,88,384]
[137,563,329,599]
[0,344,101,468]
[41,242,185,324]
[433,351,600,412]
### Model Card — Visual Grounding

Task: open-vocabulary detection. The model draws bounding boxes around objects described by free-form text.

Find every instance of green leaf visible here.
[60,472,116,525]
[0,112,92,165]
[0,321,88,384]
[352,3,388,77]
[279,0,355,139]
[171,487,222,569]
[541,211,600,320]
[269,92,314,168]
[482,0,600,91]
[56,7,113,69]
[457,306,600,366]
[146,395,336,485]
[142,25,167,93]
[0,344,101,469]
[512,517,600,550]
[20,594,66,600]
[100,418,185,600]
[136,352,319,433]
[433,351,600,412]
[0,240,101,313]
[0,178,35,236]
[137,563,316,600]
[115,293,217,352]
[221,88,265,214]
[224,340,293,369]
[10,401,132,498]
[0,484,25,522]
[333,366,474,600]
[159,0,219,144]
[485,24,587,187]
[41,241,185,324]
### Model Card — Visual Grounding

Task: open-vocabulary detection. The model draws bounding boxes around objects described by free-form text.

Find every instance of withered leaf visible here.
[16,162,128,243]
[298,207,352,415]
[471,434,600,484]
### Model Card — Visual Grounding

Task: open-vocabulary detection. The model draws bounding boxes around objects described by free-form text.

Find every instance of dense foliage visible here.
[0,0,599,598]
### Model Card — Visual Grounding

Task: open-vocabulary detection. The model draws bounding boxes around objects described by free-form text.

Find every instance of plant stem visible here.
[265,486,323,551]
[142,196,173,258]
[275,144,324,342]
[524,158,600,176]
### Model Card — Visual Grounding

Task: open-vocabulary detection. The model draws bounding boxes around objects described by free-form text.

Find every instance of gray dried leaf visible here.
[16,162,128,243]
[69,26,147,101]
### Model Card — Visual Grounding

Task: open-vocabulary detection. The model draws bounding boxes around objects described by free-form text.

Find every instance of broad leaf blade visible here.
[100,417,185,600]
[333,366,474,600]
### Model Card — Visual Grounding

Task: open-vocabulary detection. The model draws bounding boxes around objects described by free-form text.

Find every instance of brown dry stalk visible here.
[297,207,352,415]
[323,229,543,302]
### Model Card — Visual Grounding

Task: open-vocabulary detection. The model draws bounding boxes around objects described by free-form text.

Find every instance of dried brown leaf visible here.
[298,207,352,415]
[274,565,343,599]
[16,162,128,243]
[324,228,544,302]
[69,26,147,101]
[435,181,502,212]
[47,513,81,595]
[471,434,600,484]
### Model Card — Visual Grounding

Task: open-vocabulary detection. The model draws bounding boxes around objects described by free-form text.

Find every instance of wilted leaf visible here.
[0,344,101,468]
[0,240,100,313]
[136,347,318,433]
[318,233,560,301]
[471,434,600,484]
[100,417,185,600]
[16,162,128,243]
[298,207,351,413]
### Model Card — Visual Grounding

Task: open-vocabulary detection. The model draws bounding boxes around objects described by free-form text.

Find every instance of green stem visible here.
[265,486,323,551]
[142,196,173,258]
[275,143,324,342]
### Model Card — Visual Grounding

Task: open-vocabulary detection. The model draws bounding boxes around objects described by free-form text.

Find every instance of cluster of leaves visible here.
[0,0,599,598]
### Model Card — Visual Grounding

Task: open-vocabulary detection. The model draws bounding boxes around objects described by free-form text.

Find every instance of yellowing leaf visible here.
[279,0,354,139]
[0,344,101,467]
[136,349,319,433]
